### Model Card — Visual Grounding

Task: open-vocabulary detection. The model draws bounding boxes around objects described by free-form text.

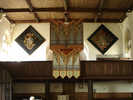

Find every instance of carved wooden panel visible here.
[75,93,88,100]
[81,61,133,79]
[1,61,52,80]
[94,93,132,99]
[1,61,133,80]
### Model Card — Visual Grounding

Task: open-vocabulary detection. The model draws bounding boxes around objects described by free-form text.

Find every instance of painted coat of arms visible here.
[88,24,118,54]
[15,25,45,55]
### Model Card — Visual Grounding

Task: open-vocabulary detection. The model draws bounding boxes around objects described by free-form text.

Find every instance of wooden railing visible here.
[0,60,133,80]
[80,60,133,79]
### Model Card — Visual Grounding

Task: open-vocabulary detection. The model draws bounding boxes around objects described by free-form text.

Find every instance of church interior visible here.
[1,0,133,100]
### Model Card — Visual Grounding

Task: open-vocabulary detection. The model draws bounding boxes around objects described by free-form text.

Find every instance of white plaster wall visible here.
[122,12,133,59]
[93,81,133,93]
[14,83,45,93]
[81,23,123,60]
[13,81,133,93]
[75,81,133,93]
[0,23,53,61]
[0,17,11,50]
[120,19,128,57]
[0,22,123,61]
[12,23,52,61]
[78,81,133,93]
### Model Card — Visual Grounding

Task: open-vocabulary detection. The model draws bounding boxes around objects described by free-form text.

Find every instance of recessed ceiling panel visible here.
[31,0,64,8]
[0,0,29,8]
[7,12,35,20]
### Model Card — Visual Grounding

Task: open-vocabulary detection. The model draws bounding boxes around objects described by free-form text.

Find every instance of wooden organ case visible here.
[50,19,83,78]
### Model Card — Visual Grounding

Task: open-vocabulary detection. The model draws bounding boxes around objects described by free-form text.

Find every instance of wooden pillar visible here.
[45,81,50,100]
[88,80,93,100]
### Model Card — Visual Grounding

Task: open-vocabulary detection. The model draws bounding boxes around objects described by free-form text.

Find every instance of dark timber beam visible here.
[25,0,33,12]
[0,8,14,24]
[34,13,40,22]
[120,13,127,22]
[45,81,50,100]
[95,0,105,22]
[88,80,93,100]
[98,0,105,11]
[63,0,69,22]
[5,15,14,24]
[25,0,40,22]
[13,18,121,23]
[127,0,133,12]
[1,8,128,13]
[64,0,69,11]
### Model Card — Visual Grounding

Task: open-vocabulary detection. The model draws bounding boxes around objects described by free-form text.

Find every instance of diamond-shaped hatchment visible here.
[88,24,118,54]
[15,25,45,55]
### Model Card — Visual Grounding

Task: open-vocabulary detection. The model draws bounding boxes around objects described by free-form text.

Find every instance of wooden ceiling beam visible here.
[34,13,40,22]
[12,18,121,23]
[25,0,33,12]
[95,0,105,22]
[127,0,133,12]
[98,0,105,11]
[64,0,69,11]
[25,0,40,22]
[5,15,14,24]
[63,0,69,22]
[120,13,127,22]
[1,8,128,13]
